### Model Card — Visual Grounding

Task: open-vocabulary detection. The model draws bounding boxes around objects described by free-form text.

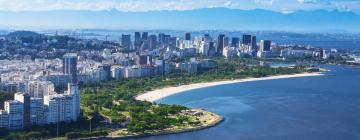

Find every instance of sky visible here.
[0,0,359,14]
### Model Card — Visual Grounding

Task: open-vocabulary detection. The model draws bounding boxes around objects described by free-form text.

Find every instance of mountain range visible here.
[0,8,359,32]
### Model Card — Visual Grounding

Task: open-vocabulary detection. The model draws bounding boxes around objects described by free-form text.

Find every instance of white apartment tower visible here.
[67,83,80,121]
[26,81,55,98]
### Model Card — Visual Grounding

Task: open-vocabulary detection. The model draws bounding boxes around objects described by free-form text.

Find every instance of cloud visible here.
[0,0,358,13]
[254,0,277,6]
[0,0,243,12]
[297,0,319,4]
[297,0,354,11]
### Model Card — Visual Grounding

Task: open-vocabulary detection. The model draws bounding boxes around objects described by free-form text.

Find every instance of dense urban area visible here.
[0,30,359,139]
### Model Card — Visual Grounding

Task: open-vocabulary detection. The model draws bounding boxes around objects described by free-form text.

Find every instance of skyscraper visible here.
[164,35,171,46]
[185,32,191,40]
[231,37,240,47]
[142,32,148,41]
[259,40,271,52]
[63,53,78,83]
[134,32,141,49]
[224,37,229,47]
[203,34,212,42]
[208,41,216,57]
[158,33,165,45]
[149,35,157,50]
[121,34,131,50]
[242,34,252,45]
[251,36,257,50]
[217,34,225,54]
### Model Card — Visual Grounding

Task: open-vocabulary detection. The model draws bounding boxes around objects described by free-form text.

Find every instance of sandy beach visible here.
[136,73,324,102]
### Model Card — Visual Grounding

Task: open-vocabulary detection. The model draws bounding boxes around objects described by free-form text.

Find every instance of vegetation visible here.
[0,91,13,108]
[79,58,313,134]
[0,58,315,139]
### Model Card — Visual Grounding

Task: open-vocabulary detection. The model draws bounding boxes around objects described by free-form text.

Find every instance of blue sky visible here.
[0,0,359,14]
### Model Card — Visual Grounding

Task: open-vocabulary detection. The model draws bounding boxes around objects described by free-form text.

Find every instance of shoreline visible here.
[136,72,324,102]
[108,109,224,139]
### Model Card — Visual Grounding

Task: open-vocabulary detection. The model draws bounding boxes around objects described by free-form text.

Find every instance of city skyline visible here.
[0,28,359,139]
[0,1,359,139]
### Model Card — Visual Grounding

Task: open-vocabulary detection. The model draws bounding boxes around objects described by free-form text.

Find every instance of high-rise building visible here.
[148,35,157,50]
[168,37,177,48]
[164,35,171,46]
[142,32,148,41]
[0,84,80,129]
[121,34,131,50]
[224,37,229,47]
[0,110,9,128]
[14,93,30,127]
[98,64,112,81]
[44,94,73,124]
[4,100,23,130]
[251,36,257,51]
[158,33,165,45]
[242,34,252,45]
[63,53,78,83]
[217,34,225,54]
[111,66,124,80]
[208,42,216,57]
[231,37,240,47]
[29,98,44,125]
[135,55,152,66]
[185,32,191,40]
[67,83,80,121]
[204,34,210,40]
[26,81,55,98]
[134,32,141,49]
[259,40,271,52]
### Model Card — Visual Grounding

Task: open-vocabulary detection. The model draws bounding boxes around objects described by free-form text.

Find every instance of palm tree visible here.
[88,115,93,133]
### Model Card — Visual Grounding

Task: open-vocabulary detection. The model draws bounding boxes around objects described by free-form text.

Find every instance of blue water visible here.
[132,65,360,140]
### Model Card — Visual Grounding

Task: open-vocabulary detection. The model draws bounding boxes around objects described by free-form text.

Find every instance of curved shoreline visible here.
[116,110,224,139]
[136,72,324,102]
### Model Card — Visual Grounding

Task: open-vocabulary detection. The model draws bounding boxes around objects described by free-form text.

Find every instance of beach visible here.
[136,72,324,102]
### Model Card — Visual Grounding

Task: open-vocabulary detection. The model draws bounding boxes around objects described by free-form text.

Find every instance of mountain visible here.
[0,8,359,32]
[6,31,41,37]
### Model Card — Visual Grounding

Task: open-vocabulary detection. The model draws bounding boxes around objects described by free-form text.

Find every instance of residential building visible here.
[4,100,24,130]
[63,53,78,83]
[259,40,271,52]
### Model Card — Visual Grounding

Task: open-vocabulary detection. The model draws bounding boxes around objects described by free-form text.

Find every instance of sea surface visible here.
[131,65,360,140]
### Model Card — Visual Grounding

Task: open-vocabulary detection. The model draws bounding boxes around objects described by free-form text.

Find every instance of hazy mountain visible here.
[0,8,359,32]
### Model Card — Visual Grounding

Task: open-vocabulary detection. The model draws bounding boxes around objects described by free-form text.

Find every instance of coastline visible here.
[136,72,324,102]
[108,109,224,139]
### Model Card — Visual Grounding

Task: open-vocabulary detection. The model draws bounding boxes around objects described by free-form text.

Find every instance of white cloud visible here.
[254,0,277,6]
[297,0,319,4]
[0,0,358,13]
[0,0,242,12]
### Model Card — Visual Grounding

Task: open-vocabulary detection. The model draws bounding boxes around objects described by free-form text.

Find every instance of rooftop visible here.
[63,53,78,58]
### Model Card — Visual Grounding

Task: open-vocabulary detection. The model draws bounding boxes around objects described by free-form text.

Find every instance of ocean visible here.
[131,65,360,140]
